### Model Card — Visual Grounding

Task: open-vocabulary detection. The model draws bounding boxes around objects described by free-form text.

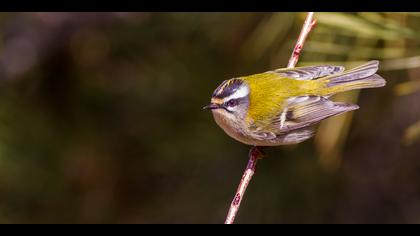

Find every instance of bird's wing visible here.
[247,96,356,141]
[270,95,359,134]
[274,127,315,145]
[272,65,345,80]
[249,127,315,145]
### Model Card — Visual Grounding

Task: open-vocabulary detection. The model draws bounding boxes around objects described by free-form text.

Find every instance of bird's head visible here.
[203,78,250,122]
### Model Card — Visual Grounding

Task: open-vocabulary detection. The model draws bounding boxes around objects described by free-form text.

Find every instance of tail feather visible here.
[318,60,386,96]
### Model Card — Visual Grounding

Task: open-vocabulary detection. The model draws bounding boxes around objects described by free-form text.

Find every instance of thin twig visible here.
[225,146,264,224]
[224,12,316,224]
[288,12,317,68]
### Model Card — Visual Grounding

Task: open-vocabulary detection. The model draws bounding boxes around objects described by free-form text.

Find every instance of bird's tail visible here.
[318,60,386,96]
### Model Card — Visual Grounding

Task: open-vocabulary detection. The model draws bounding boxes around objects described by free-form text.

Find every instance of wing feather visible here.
[272,65,345,80]
[274,96,359,133]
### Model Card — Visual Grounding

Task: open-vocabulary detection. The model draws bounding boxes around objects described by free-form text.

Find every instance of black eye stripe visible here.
[224,97,248,108]
[222,107,233,113]
[226,99,238,107]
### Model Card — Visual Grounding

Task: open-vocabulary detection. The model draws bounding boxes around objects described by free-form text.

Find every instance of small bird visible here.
[203,60,386,146]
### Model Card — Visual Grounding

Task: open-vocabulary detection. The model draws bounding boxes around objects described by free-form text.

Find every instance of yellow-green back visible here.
[242,72,324,127]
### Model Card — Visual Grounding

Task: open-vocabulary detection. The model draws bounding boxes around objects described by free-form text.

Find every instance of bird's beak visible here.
[203,103,221,110]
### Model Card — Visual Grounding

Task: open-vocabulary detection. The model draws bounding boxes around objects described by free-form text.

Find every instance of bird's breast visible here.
[211,110,255,145]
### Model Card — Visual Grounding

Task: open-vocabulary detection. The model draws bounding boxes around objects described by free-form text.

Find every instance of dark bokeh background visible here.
[0,12,419,223]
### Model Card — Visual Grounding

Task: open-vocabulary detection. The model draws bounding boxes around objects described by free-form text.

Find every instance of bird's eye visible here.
[226,99,238,107]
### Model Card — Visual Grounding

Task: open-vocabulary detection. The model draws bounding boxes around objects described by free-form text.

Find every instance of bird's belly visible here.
[212,111,283,146]
[211,111,257,145]
[211,111,310,146]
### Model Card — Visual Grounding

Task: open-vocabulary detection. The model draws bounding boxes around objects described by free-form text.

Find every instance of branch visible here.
[224,12,316,224]
[287,12,317,68]
[224,146,264,224]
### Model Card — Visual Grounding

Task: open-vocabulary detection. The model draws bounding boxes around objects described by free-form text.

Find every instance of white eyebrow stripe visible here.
[224,85,249,101]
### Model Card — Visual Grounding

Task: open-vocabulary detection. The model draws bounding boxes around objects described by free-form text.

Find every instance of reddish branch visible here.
[287,12,316,68]
[224,12,316,224]
[224,146,264,224]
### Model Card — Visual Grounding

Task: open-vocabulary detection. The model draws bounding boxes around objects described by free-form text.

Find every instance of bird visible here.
[203,60,386,146]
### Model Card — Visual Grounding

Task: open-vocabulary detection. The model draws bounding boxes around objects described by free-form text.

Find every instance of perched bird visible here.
[203,60,386,146]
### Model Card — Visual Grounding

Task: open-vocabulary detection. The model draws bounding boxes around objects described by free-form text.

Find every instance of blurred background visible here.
[0,12,419,223]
